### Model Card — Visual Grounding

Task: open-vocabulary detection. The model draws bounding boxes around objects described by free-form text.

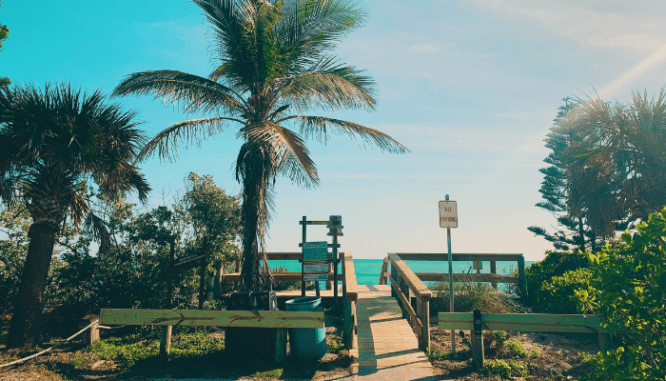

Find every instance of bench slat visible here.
[100,309,324,328]
[438,312,606,333]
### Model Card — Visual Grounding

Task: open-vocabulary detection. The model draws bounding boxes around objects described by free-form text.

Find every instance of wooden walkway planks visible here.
[353,285,437,381]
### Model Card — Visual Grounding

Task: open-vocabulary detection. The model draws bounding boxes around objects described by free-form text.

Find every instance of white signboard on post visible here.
[439,200,458,228]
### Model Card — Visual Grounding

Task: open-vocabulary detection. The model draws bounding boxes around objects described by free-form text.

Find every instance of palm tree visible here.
[114,0,408,291]
[0,83,150,348]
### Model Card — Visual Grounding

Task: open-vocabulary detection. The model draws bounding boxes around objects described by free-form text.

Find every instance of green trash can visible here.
[285,297,327,360]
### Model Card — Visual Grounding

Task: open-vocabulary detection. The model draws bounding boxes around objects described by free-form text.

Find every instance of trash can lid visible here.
[285,296,321,305]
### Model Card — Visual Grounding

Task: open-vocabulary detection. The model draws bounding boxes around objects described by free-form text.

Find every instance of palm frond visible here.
[277,57,375,111]
[241,121,319,188]
[292,115,409,154]
[84,212,111,257]
[113,70,243,114]
[138,117,240,162]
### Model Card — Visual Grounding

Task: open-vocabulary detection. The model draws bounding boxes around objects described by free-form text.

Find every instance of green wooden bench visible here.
[439,311,609,369]
[100,308,324,363]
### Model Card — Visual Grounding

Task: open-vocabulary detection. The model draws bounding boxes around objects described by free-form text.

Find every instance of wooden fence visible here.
[439,311,609,369]
[100,308,324,363]
[379,253,528,301]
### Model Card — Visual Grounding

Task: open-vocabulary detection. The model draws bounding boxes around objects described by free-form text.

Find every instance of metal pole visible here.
[446,194,456,353]
[301,216,307,297]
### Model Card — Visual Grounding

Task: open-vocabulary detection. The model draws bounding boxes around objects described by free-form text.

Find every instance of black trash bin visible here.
[225,291,279,361]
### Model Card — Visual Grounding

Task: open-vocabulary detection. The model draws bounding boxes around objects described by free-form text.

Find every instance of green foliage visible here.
[431,273,523,313]
[498,340,540,359]
[523,250,587,312]
[88,332,224,367]
[481,359,527,379]
[574,208,666,380]
[539,268,592,314]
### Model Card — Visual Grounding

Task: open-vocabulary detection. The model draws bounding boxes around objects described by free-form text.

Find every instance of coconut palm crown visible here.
[113,0,409,291]
[0,83,150,348]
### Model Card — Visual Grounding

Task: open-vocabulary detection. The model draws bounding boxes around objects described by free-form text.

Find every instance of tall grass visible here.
[430,272,525,314]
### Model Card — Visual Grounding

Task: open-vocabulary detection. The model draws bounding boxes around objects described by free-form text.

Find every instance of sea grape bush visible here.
[522,250,588,313]
[576,207,666,380]
[539,268,592,314]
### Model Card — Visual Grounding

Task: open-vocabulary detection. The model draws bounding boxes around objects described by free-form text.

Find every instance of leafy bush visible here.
[575,208,666,380]
[538,268,592,314]
[481,359,527,379]
[523,250,587,312]
[271,265,300,291]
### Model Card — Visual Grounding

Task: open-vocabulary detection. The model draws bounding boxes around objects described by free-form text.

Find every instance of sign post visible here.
[439,195,458,352]
[299,216,343,305]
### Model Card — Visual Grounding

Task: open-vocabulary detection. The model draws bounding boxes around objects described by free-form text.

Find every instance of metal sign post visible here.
[439,195,458,352]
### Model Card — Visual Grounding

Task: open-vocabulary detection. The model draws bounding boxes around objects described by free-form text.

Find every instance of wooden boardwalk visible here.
[352,285,437,381]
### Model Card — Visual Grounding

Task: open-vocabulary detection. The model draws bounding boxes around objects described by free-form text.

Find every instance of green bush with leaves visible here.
[481,359,527,379]
[538,268,592,314]
[523,250,587,312]
[576,208,666,380]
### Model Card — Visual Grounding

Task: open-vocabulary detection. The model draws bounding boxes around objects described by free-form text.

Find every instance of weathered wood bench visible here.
[439,311,609,369]
[100,308,325,363]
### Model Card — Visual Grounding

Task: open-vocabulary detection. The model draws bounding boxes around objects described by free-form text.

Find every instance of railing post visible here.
[390,263,397,297]
[82,315,99,346]
[159,325,172,363]
[517,255,527,303]
[379,257,389,285]
[490,260,497,290]
[471,309,484,369]
[416,298,430,351]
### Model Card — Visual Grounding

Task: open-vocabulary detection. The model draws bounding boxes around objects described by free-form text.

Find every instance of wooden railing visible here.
[379,253,528,301]
[387,253,432,351]
[439,311,609,369]
[342,252,358,349]
[218,252,342,294]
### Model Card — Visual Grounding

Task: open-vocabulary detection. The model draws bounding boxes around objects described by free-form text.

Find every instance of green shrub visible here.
[431,274,523,313]
[481,359,527,379]
[501,340,529,359]
[539,268,592,314]
[575,208,666,380]
[271,265,300,291]
[523,250,587,312]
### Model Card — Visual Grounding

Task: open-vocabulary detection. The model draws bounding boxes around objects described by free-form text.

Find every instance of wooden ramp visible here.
[353,285,437,381]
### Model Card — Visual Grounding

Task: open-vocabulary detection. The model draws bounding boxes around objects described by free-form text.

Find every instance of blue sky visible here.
[4,0,666,260]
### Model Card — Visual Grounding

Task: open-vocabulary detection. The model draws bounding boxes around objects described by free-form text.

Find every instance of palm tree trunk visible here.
[239,178,263,292]
[7,222,57,349]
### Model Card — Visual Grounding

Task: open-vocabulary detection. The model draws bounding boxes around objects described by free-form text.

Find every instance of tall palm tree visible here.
[0,83,150,348]
[114,0,408,291]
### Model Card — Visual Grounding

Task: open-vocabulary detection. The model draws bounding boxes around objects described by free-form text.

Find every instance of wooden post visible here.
[275,328,287,363]
[517,255,527,303]
[159,325,172,363]
[416,299,430,351]
[490,261,497,290]
[343,297,354,349]
[470,327,484,369]
[390,264,398,297]
[82,315,99,346]
[326,261,333,290]
[379,257,389,285]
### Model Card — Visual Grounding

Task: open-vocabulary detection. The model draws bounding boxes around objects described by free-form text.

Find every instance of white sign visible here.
[303,264,329,273]
[303,273,329,281]
[439,200,458,228]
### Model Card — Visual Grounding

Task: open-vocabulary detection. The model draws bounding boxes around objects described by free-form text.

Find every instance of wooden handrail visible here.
[395,253,523,261]
[416,273,518,283]
[220,272,343,282]
[388,254,432,301]
[342,252,358,302]
[265,252,335,260]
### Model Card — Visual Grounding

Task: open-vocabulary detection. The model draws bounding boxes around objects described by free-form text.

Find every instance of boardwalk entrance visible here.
[353,285,437,380]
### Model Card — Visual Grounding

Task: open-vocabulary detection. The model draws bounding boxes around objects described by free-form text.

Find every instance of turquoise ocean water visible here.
[268,259,536,286]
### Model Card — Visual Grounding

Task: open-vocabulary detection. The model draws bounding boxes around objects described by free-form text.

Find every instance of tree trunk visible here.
[7,222,57,349]
[237,144,272,292]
